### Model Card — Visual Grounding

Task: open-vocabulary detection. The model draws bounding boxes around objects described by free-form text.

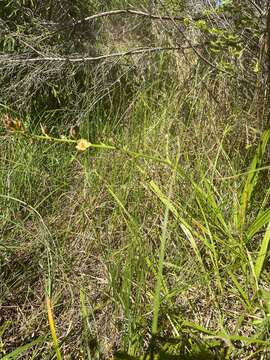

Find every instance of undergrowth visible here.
[1,68,270,359]
[0,2,270,358]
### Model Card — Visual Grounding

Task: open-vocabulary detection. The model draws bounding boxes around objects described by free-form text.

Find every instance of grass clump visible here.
[1,75,270,358]
[1,2,270,359]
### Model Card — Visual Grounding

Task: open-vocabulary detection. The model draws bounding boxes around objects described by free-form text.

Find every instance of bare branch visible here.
[76,9,204,23]
[51,9,207,33]
[0,45,203,65]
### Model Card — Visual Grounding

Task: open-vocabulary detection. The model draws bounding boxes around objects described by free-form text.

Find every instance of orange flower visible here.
[2,113,23,132]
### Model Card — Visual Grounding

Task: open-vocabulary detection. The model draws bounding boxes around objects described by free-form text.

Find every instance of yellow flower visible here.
[76,139,91,151]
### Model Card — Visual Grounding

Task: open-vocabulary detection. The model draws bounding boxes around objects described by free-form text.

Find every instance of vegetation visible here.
[1,0,270,359]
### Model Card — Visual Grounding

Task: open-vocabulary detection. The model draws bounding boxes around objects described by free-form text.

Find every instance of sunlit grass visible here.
[1,53,270,359]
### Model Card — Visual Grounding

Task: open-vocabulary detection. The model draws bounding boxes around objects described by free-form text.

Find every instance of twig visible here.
[55,9,206,31]
[246,0,263,15]
[0,45,202,65]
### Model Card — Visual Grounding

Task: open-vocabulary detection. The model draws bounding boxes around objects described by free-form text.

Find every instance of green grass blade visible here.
[247,208,270,240]
[151,196,171,335]
[182,320,215,335]
[146,256,170,299]
[238,128,270,234]
[254,221,270,280]
[196,196,223,293]
[194,178,229,235]
[257,185,270,216]
[182,321,269,345]
[95,172,141,241]
[2,337,45,359]
[180,223,205,270]
[148,179,217,270]
[152,178,174,335]
[226,269,252,308]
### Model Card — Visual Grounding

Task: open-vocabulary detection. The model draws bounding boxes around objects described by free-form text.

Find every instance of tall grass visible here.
[1,5,270,359]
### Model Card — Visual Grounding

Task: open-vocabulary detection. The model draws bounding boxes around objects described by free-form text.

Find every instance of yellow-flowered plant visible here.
[76,139,91,151]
